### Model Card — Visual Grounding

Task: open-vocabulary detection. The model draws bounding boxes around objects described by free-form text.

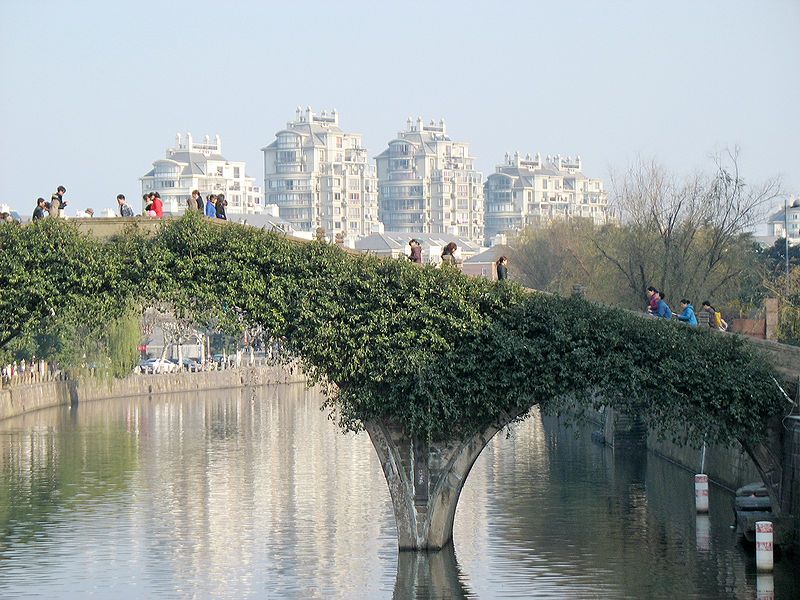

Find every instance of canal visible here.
[0,383,796,599]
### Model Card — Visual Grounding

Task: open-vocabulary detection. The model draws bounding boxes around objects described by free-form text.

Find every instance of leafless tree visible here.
[594,150,781,308]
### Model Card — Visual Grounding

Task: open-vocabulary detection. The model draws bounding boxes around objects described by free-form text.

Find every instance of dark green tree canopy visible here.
[0,216,785,445]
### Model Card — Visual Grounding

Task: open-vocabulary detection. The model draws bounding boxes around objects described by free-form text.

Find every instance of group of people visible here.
[29,185,100,221]
[187,190,227,220]
[134,190,227,220]
[137,190,227,220]
[646,286,728,330]
[140,192,164,218]
[31,186,70,221]
[26,186,231,221]
[406,238,509,280]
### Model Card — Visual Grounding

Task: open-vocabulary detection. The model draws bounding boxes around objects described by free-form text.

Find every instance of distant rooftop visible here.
[356,231,482,254]
[169,133,225,159]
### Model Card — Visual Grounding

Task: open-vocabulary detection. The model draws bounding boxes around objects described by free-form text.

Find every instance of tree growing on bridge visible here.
[3,214,792,550]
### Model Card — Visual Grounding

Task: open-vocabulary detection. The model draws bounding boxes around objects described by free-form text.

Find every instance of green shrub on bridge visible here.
[0,215,785,446]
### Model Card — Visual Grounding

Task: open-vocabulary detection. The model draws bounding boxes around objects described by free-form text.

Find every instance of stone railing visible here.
[0,363,306,422]
[2,356,288,389]
[1,360,64,387]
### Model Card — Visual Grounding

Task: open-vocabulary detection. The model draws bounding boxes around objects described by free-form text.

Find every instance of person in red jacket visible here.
[149,192,164,218]
[646,286,659,314]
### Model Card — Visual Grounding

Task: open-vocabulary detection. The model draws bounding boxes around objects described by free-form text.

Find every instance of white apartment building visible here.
[261,107,380,238]
[375,118,484,243]
[767,197,800,243]
[484,152,610,239]
[140,133,263,215]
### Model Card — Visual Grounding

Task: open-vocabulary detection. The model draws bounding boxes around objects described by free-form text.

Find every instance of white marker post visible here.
[755,521,773,572]
[694,474,709,513]
[756,573,774,600]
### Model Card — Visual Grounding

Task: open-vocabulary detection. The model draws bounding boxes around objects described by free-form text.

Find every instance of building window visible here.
[234,167,240,178]
[277,134,299,149]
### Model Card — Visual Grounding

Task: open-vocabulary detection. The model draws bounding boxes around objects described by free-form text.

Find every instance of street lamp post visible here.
[785,195,791,295]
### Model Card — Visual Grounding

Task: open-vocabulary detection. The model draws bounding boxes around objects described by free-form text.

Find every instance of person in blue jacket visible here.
[653,290,672,319]
[205,194,217,218]
[675,298,698,326]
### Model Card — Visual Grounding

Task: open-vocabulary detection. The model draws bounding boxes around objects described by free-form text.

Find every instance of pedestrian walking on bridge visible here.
[32,197,47,221]
[652,290,672,320]
[205,195,217,218]
[441,242,459,268]
[496,256,509,281]
[408,239,422,264]
[49,185,67,218]
[117,194,133,217]
[674,299,698,326]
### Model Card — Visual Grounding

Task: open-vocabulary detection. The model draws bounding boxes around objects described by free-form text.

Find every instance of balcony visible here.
[389,171,420,181]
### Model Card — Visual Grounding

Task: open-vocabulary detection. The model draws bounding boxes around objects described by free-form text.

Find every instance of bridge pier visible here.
[366,415,522,551]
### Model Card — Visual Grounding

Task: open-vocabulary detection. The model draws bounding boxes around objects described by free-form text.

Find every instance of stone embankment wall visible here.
[0,365,306,422]
[592,408,800,549]
[783,417,800,545]
[591,407,763,490]
[645,431,763,491]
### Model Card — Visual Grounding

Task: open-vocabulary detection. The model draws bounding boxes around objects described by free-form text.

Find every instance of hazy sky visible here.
[1,0,797,216]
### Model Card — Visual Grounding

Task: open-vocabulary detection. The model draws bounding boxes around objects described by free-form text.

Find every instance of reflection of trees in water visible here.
[0,405,139,552]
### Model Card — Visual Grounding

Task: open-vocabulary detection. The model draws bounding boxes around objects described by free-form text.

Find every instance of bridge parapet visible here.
[742,336,800,386]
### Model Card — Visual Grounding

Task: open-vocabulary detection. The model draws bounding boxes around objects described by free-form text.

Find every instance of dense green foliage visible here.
[0,216,786,445]
[0,219,142,375]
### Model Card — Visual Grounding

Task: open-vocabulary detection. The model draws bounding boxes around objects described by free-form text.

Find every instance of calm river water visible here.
[0,383,797,599]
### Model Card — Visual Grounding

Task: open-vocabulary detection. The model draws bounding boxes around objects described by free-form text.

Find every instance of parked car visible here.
[181,358,203,372]
[211,353,235,367]
[138,358,178,374]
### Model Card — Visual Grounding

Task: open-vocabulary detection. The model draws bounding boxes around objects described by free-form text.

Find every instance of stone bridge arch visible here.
[365,406,531,551]
[4,217,798,552]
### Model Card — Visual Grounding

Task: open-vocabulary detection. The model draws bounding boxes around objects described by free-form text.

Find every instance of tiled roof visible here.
[355,233,405,251]
[463,244,512,264]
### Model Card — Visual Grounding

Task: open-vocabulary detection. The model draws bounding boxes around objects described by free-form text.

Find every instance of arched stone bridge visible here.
[8,216,800,551]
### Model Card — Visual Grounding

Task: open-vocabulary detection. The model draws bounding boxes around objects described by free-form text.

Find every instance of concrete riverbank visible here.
[0,365,306,422]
